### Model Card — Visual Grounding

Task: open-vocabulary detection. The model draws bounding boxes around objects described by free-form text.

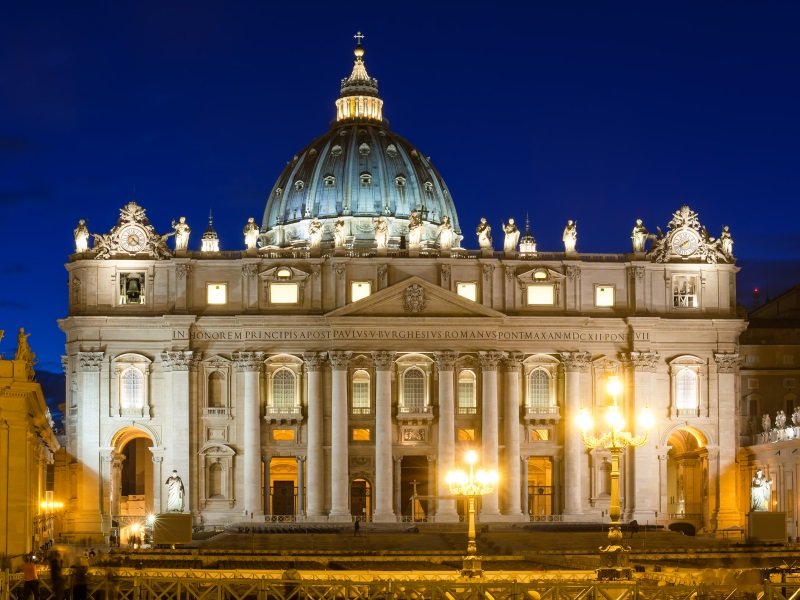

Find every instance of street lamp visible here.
[445,449,498,577]
[576,375,654,580]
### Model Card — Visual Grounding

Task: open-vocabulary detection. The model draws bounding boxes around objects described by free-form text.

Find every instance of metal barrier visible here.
[1,570,780,600]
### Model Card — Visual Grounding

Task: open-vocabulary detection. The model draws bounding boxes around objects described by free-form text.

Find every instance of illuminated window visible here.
[352,428,371,441]
[121,368,145,410]
[672,274,699,308]
[527,369,552,410]
[119,272,145,305]
[676,368,698,411]
[401,368,425,413]
[456,282,478,302]
[457,428,475,441]
[270,282,299,304]
[352,370,371,414]
[271,369,296,412]
[595,285,615,307]
[527,284,555,305]
[276,267,292,279]
[457,370,477,414]
[207,283,227,305]
[351,281,372,303]
[272,429,295,441]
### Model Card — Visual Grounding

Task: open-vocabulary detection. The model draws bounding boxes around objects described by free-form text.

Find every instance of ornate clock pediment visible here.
[91,201,173,260]
[647,205,734,264]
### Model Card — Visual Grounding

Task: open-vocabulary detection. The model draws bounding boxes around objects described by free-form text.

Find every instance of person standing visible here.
[49,550,65,600]
[22,554,40,600]
[353,519,360,537]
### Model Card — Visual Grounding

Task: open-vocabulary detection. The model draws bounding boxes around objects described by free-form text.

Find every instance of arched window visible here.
[208,372,225,408]
[272,369,296,412]
[676,368,698,410]
[527,369,551,410]
[352,370,371,414]
[209,462,223,498]
[402,369,425,412]
[457,370,477,414]
[121,368,144,410]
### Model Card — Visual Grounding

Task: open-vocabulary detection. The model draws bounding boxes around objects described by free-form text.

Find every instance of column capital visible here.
[478,351,504,371]
[624,351,660,372]
[160,350,195,371]
[503,352,524,371]
[303,352,328,371]
[433,351,458,371]
[372,351,395,371]
[233,351,265,372]
[328,351,352,370]
[296,455,306,464]
[560,351,591,372]
[714,353,740,373]
[77,351,104,372]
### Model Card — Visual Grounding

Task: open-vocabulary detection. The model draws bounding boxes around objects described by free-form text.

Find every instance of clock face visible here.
[119,225,147,253]
[671,229,700,257]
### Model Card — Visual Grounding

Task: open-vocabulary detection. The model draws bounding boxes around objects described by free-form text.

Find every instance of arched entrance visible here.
[351,478,372,521]
[109,427,156,546]
[666,427,709,530]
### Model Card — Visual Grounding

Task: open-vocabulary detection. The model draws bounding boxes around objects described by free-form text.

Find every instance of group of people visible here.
[21,549,89,600]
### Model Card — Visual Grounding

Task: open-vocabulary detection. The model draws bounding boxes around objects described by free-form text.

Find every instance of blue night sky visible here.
[1,2,799,387]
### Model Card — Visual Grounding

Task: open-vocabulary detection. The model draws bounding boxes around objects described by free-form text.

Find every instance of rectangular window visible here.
[457,428,475,441]
[352,381,371,414]
[594,285,615,307]
[527,284,555,305]
[207,283,227,305]
[672,275,699,308]
[351,281,372,303]
[272,429,295,441]
[270,282,299,304]
[352,428,371,441]
[119,272,145,305]
[456,282,478,302]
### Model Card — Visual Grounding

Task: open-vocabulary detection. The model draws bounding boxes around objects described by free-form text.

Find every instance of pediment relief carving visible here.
[259,265,310,281]
[199,442,236,456]
[516,267,566,284]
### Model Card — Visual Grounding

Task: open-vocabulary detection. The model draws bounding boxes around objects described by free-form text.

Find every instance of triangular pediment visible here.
[325,276,505,318]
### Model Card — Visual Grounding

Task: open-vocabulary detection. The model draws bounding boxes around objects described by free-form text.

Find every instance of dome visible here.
[260,38,462,250]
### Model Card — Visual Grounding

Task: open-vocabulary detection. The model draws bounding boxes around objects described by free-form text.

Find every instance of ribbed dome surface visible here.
[259,39,462,249]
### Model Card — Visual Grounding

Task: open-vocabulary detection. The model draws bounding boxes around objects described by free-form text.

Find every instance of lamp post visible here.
[576,375,653,580]
[445,450,498,577]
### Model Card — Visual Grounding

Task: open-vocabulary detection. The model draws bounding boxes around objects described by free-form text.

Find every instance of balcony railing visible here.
[351,407,372,415]
[204,407,229,417]
[398,405,432,415]
[525,405,560,417]
[265,405,302,417]
[456,406,477,415]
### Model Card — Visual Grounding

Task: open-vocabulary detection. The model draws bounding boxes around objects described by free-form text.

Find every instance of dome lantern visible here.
[336,32,384,122]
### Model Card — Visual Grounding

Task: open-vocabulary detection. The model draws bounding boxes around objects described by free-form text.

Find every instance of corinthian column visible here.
[503,353,524,518]
[372,351,396,522]
[75,352,104,538]
[714,352,741,530]
[161,350,194,511]
[434,351,459,522]
[625,351,659,522]
[561,351,590,519]
[303,352,326,518]
[234,351,265,517]
[329,351,352,520]
[479,351,504,518]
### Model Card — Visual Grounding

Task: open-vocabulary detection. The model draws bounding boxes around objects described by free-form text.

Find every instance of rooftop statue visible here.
[502,218,520,254]
[562,219,577,253]
[750,468,773,512]
[308,218,323,250]
[334,217,347,248]
[243,217,259,250]
[438,215,454,251]
[407,210,423,248]
[172,216,191,251]
[15,327,35,365]
[374,216,389,249]
[476,217,492,250]
[74,219,90,253]
[718,225,734,258]
[631,219,649,253]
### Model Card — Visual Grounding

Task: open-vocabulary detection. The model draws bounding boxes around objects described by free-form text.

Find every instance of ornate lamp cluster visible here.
[445,450,498,577]
[576,375,654,579]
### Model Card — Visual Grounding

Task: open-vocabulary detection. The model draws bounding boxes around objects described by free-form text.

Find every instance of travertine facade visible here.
[60,40,748,540]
